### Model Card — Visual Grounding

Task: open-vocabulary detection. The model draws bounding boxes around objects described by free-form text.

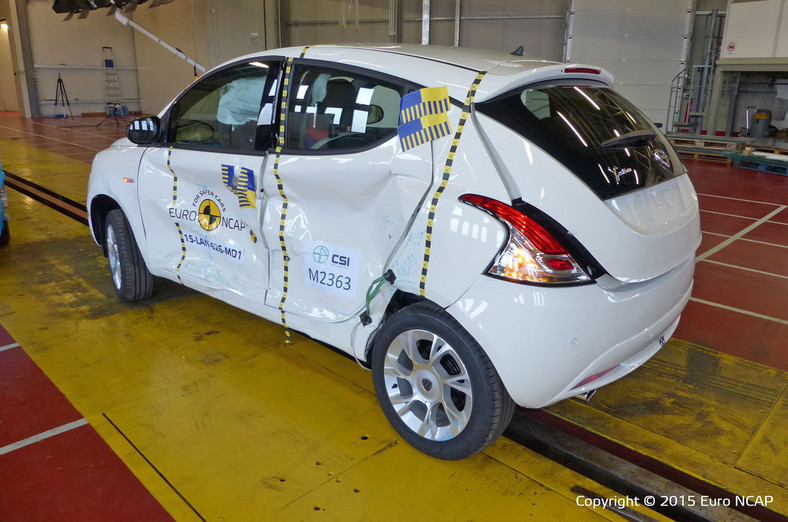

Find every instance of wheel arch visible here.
[90,195,121,256]
[362,289,429,366]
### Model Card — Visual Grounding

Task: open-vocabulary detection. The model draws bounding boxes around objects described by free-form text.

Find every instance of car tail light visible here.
[564,66,601,75]
[459,194,591,285]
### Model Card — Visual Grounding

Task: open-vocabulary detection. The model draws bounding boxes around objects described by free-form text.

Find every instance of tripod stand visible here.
[96,101,128,128]
[54,74,73,119]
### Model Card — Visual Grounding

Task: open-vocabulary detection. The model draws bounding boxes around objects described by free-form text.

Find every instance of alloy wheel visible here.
[382,329,473,441]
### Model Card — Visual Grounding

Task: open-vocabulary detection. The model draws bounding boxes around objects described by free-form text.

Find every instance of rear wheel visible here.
[371,301,514,460]
[105,209,153,301]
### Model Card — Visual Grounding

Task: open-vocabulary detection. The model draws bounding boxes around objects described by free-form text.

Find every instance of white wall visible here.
[1,0,34,116]
[284,0,395,45]
[0,20,18,111]
[130,0,211,115]
[283,0,568,62]
[722,0,787,59]
[25,0,139,116]
[208,0,271,65]
[569,0,692,128]
[5,0,712,124]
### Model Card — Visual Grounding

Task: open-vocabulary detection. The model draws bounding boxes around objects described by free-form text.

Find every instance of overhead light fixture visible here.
[51,0,153,14]
[0,19,8,31]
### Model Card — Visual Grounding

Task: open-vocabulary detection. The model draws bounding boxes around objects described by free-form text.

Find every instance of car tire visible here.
[371,301,515,460]
[0,222,9,246]
[105,209,154,302]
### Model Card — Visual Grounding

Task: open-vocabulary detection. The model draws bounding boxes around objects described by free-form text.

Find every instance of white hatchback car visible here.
[88,44,700,460]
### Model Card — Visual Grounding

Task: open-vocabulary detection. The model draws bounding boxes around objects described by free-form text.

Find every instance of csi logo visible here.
[332,254,350,267]
[312,245,351,268]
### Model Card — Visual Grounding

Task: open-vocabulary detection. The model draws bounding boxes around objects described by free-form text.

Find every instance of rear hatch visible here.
[475,80,700,282]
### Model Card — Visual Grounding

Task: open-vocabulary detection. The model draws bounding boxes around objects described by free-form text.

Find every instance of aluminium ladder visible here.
[98,46,125,126]
[102,46,122,116]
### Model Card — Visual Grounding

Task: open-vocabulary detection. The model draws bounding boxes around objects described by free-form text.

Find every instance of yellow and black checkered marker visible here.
[397,86,452,151]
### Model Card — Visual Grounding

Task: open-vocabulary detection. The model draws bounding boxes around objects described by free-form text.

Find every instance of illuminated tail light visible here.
[564,66,601,75]
[459,194,591,285]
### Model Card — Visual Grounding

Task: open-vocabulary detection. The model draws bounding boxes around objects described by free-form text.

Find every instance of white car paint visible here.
[473,113,701,282]
[88,44,700,412]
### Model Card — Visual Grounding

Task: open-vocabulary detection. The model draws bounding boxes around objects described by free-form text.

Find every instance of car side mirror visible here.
[127,116,161,145]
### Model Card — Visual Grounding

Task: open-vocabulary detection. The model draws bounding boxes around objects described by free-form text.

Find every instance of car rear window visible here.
[476,84,683,200]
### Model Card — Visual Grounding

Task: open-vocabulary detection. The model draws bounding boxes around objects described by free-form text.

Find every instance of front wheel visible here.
[371,302,514,460]
[105,209,153,302]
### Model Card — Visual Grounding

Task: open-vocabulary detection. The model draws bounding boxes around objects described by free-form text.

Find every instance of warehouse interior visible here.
[0,0,786,520]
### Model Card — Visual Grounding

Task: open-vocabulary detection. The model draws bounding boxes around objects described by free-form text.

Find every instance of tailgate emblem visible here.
[607,166,633,184]
[654,149,672,169]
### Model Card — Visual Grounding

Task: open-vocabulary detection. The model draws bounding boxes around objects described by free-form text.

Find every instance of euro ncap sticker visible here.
[397,86,452,151]
[169,190,248,233]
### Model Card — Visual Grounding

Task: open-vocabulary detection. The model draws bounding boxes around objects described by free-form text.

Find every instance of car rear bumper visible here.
[446,256,695,408]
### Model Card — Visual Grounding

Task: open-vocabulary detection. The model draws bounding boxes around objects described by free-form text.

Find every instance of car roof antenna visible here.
[510,45,524,57]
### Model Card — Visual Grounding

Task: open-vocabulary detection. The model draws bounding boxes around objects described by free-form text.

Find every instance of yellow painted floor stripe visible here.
[547,338,787,515]
[0,137,91,204]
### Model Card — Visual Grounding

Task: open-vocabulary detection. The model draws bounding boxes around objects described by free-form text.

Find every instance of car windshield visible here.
[476,84,684,200]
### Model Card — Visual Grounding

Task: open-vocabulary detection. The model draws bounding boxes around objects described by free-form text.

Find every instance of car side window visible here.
[167,61,281,152]
[285,64,404,152]
[521,89,551,120]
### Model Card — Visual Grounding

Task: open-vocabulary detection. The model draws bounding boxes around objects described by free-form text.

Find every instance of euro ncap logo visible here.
[313,245,329,263]
[198,199,221,231]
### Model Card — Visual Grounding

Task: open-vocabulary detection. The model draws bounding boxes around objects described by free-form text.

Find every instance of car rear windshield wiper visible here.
[600,130,657,149]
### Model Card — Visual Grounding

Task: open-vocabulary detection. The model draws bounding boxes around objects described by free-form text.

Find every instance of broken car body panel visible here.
[87,43,700,412]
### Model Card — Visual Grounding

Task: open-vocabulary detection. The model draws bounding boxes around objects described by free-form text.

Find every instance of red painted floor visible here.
[0,346,84,448]
[676,159,788,370]
[0,113,127,164]
[0,327,174,522]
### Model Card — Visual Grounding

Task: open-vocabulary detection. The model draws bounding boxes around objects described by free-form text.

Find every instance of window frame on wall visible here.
[281,59,420,156]
[162,58,284,155]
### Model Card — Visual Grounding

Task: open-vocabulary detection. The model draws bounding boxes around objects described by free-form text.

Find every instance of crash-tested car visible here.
[87,44,700,460]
